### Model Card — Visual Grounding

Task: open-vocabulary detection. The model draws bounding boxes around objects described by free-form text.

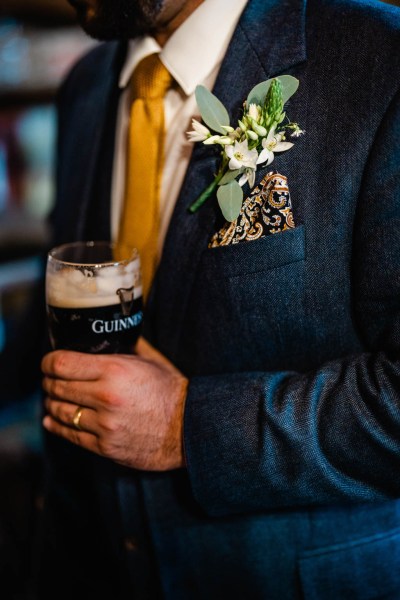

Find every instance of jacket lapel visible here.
[149,0,307,359]
[52,42,126,245]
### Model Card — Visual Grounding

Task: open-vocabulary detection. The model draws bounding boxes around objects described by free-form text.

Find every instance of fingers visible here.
[42,376,100,409]
[43,412,101,454]
[43,398,124,463]
[41,350,104,381]
[42,343,177,383]
[44,398,99,435]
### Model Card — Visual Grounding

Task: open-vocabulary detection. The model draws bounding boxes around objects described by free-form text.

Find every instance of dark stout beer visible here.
[47,299,143,354]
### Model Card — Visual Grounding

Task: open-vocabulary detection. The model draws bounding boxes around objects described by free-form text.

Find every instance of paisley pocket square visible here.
[209,172,296,248]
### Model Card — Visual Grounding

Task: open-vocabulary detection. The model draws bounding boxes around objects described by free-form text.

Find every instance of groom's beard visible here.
[68,0,164,40]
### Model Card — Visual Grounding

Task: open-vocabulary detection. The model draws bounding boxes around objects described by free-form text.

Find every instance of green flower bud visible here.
[203,135,222,145]
[278,111,286,124]
[247,130,258,141]
[221,125,235,133]
[263,78,284,128]
[218,136,234,145]
[252,122,267,137]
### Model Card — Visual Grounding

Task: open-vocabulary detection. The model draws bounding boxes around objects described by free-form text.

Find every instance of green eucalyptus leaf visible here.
[218,169,242,186]
[280,75,299,103]
[247,78,273,107]
[247,75,299,106]
[217,181,243,222]
[195,85,230,134]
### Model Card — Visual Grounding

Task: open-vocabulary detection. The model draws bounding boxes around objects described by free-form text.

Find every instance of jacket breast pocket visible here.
[203,224,305,276]
[299,527,400,600]
[181,225,308,374]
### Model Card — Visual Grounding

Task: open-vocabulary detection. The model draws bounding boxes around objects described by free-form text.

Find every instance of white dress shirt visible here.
[111,0,248,255]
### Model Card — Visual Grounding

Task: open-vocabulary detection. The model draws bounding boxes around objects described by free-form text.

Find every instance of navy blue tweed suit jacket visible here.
[39,0,400,598]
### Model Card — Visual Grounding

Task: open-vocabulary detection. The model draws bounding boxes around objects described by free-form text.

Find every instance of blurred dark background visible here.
[0,1,96,598]
[0,0,399,599]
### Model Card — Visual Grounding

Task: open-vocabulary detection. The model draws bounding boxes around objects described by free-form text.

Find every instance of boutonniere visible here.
[187,75,304,222]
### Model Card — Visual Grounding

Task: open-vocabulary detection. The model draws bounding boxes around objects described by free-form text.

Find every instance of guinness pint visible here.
[46,242,143,354]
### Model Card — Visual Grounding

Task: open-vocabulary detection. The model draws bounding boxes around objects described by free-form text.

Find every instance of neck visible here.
[154,0,204,47]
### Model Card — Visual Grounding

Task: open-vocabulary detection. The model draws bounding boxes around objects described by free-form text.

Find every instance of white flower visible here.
[239,168,256,188]
[291,125,305,138]
[187,119,211,142]
[225,139,258,170]
[256,129,294,166]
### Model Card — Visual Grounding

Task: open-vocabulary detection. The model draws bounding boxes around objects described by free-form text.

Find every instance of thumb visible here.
[134,336,176,371]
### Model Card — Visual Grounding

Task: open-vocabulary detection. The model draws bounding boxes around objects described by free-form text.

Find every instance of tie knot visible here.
[131,54,172,100]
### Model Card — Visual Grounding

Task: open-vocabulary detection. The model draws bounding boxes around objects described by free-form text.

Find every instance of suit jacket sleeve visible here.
[183,87,400,517]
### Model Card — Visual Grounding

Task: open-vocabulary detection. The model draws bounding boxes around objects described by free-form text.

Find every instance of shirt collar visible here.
[119,0,248,95]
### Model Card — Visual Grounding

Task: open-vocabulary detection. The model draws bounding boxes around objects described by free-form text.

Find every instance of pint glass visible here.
[46,241,142,353]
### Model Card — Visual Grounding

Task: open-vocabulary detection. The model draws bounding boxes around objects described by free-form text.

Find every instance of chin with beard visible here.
[69,0,165,41]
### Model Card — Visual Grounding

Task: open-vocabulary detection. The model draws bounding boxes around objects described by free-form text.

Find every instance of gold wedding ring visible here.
[72,406,84,431]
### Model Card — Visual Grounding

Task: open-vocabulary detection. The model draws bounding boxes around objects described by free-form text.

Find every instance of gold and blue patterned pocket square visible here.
[209,172,296,248]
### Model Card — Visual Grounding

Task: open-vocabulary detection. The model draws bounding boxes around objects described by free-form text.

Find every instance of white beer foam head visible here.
[46,261,142,308]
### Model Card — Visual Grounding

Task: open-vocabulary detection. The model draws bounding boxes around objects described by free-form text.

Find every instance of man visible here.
[34,0,400,597]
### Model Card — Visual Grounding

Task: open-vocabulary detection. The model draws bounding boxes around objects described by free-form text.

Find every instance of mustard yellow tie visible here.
[117,54,172,300]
